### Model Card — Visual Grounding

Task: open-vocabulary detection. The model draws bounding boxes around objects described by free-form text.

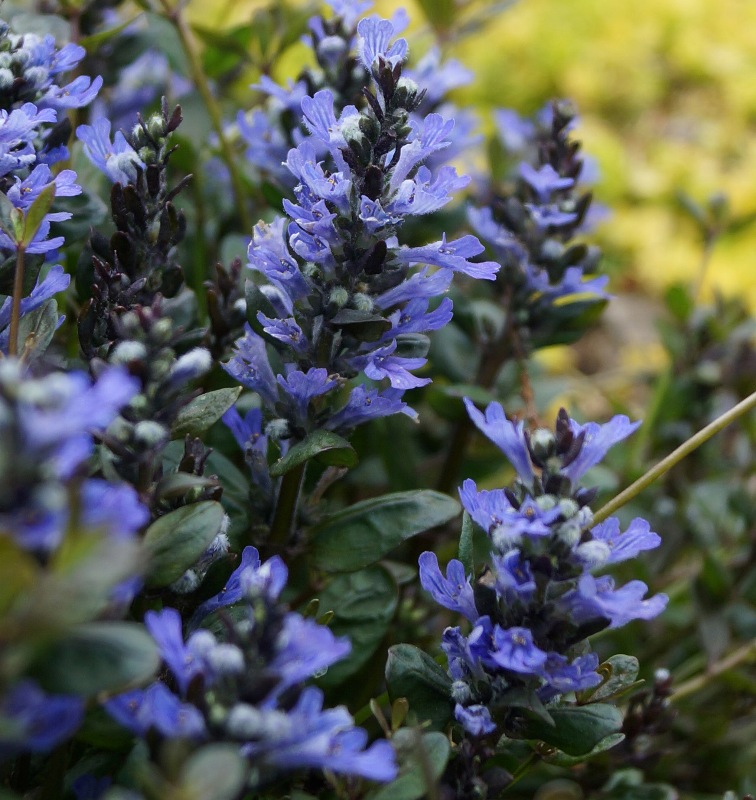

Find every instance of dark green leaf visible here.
[29,622,159,695]
[496,687,553,726]
[143,501,225,588]
[540,733,625,766]
[316,566,398,689]
[329,308,392,342]
[16,299,59,360]
[518,703,623,756]
[21,184,56,246]
[310,490,460,573]
[269,429,357,477]
[49,190,108,245]
[171,387,242,439]
[0,191,23,243]
[578,654,641,704]
[458,511,474,576]
[385,644,453,731]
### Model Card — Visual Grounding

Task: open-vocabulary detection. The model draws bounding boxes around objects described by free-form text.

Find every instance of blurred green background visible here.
[191,0,756,309]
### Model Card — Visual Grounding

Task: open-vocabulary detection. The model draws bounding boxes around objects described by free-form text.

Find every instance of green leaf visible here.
[143,501,225,588]
[366,730,450,800]
[310,490,460,573]
[80,12,145,49]
[21,184,56,246]
[16,299,59,361]
[203,449,252,547]
[0,192,23,243]
[458,511,474,576]
[171,387,242,439]
[329,308,392,342]
[29,622,159,696]
[385,644,453,731]
[518,703,624,756]
[540,732,626,766]
[578,654,642,704]
[315,566,398,689]
[269,429,357,478]
[179,744,247,800]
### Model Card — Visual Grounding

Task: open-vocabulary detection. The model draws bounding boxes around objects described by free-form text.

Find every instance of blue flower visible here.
[188,546,263,628]
[145,608,208,696]
[463,398,535,485]
[587,517,661,565]
[105,683,206,739]
[0,680,84,761]
[76,118,144,184]
[239,687,397,781]
[454,704,496,737]
[563,575,668,629]
[267,614,351,703]
[396,234,499,281]
[419,552,478,623]
[277,368,339,422]
[560,415,641,484]
[519,162,574,202]
[326,385,412,431]
[223,325,279,407]
[360,340,430,390]
[357,17,407,69]
[491,626,548,675]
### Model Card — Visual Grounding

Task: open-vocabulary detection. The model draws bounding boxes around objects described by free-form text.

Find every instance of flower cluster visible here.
[106,547,397,786]
[77,101,187,357]
[420,399,668,737]
[0,19,100,258]
[0,358,146,556]
[237,1,476,190]
[226,15,498,455]
[0,360,148,763]
[468,101,609,350]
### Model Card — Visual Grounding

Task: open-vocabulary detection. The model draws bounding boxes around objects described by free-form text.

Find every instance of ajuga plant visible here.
[404,400,668,795]
[104,547,397,795]
[2,2,756,799]
[76,99,188,358]
[0,18,102,357]
[224,14,498,544]
[237,0,476,194]
[437,101,610,491]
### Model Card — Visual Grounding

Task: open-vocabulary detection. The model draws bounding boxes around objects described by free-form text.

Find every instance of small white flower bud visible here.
[575,539,611,568]
[133,420,169,449]
[110,340,147,364]
[207,644,245,676]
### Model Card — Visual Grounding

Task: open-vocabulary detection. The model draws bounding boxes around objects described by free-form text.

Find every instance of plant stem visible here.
[671,638,756,703]
[269,461,307,548]
[592,388,756,526]
[503,751,540,793]
[8,244,26,357]
[436,334,513,494]
[157,0,252,233]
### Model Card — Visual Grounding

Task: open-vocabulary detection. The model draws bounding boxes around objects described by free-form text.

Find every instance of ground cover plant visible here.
[0,1,754,798]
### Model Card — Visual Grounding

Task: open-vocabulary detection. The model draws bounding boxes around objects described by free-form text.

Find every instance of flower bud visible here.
[529,428,555,461]
[133,420,169,449]
[574,539,611,568]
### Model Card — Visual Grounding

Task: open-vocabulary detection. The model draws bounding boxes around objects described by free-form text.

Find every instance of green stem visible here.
[8,243,26,357]
[436,334,514,494]
[353,691,389,725]
[503,751,540,793]
[671,638,756,703]
[157,0,252,233]
[592,388,756,527]
[269,462,307,548]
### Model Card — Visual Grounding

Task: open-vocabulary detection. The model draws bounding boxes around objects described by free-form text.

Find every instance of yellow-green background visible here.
[191,0,756,308]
